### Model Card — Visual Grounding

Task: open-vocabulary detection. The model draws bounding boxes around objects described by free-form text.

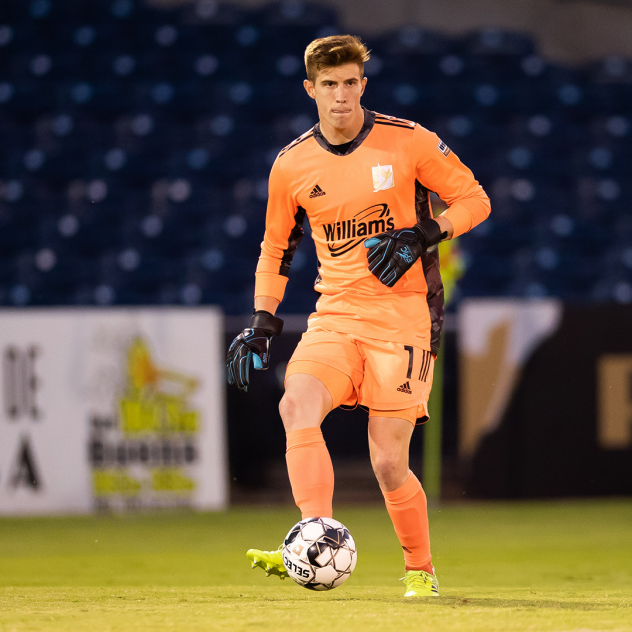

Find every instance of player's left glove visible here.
[227,310,284,393]
[364,219,447,288]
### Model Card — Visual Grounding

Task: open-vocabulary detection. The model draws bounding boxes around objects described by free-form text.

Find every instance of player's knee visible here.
[279,389,324,432]
[279,392,298,425]
[371,454,397,479]
[279,392,309,431]
[371,454,407,491]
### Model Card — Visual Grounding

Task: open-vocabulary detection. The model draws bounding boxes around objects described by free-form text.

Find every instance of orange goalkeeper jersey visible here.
[255,108,490,352]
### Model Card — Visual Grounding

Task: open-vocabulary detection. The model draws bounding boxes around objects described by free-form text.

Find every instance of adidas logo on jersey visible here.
[397,381,412,394]
[309,184,326,198]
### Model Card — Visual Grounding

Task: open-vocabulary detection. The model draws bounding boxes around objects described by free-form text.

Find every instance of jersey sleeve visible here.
[254,156,305,302]
[413,125,491,238]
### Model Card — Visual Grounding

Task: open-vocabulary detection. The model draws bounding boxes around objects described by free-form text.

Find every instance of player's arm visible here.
[227,158,302,392]
[365,126,489,287]
[254,296,280,315]
[254,158,305,307]
[434,214,454,240]
[413,125,491,238]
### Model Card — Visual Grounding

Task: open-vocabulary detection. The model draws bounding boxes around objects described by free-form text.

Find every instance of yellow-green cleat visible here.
[246,547,289,579]
[401,570,440,597]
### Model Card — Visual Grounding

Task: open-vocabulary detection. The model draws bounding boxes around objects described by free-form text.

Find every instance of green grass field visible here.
[1,500,631,631]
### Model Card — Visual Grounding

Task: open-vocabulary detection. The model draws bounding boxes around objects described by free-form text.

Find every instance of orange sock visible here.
[285,427,334,519]
[382,471,434,573]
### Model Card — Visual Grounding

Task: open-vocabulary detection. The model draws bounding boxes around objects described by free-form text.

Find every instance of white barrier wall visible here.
[0,308,227,515]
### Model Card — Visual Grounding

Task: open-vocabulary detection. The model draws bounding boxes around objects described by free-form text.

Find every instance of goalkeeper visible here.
[227,34,490,597]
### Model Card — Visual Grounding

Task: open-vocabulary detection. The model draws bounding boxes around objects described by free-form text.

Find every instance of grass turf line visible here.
[0,500,630,631]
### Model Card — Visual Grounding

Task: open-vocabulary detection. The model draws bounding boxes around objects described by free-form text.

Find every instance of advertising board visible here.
[0,308,227,515]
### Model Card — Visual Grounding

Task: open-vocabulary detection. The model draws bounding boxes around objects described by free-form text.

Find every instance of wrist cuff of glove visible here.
[251,310,284,336]
[414,219,447,249]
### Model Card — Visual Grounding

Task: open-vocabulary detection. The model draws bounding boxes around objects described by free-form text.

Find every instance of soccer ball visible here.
[282,517,357,591]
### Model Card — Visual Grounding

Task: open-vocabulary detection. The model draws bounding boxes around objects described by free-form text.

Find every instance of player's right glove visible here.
[364,219,446,288]
[226,310,284,393]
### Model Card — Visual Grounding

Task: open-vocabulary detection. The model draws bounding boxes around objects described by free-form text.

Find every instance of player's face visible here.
[304,63,367,133]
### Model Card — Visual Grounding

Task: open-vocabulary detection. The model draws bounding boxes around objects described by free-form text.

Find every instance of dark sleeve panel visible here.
[279,206,306,277]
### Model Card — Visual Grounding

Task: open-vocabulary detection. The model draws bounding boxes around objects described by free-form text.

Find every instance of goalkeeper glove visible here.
[364,219,447,288]
[227,310,284,393]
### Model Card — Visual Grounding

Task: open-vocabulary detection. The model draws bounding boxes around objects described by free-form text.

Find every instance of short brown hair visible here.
[304,35,370,83]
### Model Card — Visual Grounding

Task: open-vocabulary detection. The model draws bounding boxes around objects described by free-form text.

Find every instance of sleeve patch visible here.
[437,139,452,157]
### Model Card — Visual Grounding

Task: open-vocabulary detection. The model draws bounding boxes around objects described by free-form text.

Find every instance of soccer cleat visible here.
[401,570,440,597]
[247,546,288,580]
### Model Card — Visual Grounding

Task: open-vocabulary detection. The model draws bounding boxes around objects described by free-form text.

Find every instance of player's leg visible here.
[280,369,342,520]
[368,412,438,596]
[247,366,354,578]
[357,335,437,595]
[248,331,360,580]
[248,372,338,579]
[367,413,415,491]
[368,413,432,570]
[280,330,361,520]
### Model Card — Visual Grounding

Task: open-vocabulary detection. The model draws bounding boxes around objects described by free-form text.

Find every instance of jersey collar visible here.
[312,107,376,156]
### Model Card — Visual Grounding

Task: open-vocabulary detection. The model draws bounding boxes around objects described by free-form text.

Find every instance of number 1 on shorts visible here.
[404,345,414,379]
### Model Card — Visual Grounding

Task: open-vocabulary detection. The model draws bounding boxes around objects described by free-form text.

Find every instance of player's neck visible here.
[318,108,364,145]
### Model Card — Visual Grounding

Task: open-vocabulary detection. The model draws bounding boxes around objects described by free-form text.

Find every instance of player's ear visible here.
[360,76,368,96]
[303,79,316,100]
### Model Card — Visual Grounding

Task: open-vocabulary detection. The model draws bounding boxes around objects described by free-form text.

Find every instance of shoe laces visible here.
[400,570,433,588]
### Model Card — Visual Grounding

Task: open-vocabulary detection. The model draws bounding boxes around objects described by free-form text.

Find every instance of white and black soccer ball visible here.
[282,517,357,591]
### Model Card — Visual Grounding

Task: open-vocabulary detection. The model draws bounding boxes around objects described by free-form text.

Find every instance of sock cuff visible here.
[382,471,423,505]
[286,427,325,451]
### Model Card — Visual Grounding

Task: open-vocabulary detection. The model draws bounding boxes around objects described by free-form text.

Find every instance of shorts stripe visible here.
[419,350,432,382]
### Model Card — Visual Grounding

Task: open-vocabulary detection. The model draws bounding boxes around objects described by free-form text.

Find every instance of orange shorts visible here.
[285,327,434,425]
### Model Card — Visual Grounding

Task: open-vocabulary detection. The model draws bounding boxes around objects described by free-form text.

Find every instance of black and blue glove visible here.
[364,219,446,288]
[227,310,284,392]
